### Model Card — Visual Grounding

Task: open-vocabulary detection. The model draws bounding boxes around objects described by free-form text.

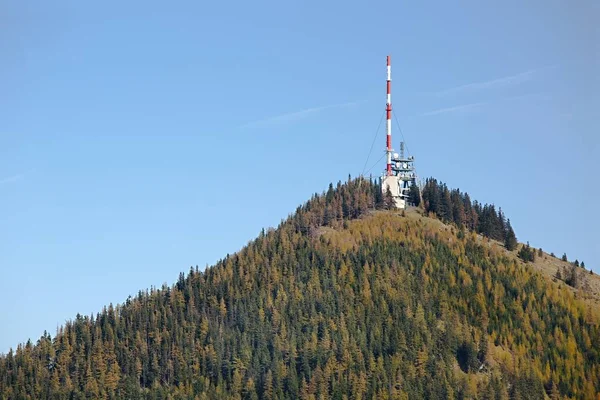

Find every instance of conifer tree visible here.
[439,185,453,223]
[478,335,488,365]
[384,186,396,210]
[554,268,562,280]
[374,181,384,209]
[408,182,421,207]
[498,207,507,239]
[550,381,560,400]
[422,178,440,214]
[504,219,517,251]
[564,264,580,288]
[518,242,535,262]
[451,189,466,227]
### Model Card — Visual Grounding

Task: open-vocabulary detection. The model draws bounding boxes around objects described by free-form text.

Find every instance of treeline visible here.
[290,176,516,248]
[421,178,517,249]
[289,177,382,234]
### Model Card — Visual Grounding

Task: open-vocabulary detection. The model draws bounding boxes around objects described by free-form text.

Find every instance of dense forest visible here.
[1,177,598,399]
[420,178,516,249]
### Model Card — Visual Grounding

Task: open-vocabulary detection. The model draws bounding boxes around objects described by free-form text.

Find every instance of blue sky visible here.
[1,1,597,352]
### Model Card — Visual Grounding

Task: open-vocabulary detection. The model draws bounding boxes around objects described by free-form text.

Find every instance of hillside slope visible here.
[1,179,598,399]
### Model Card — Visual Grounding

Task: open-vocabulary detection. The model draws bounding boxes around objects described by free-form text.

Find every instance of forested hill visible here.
[1,178,599,399]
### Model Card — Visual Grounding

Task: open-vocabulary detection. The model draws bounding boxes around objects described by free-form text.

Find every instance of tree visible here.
[451,190,466,227]
[439,185,453,223]
[462,193,476,230]
[263,370,273,400]
[497,208,507,239]
[244,378,258,400]
[456,341,478,373]
[408,182,421,207]
[549,380,560,400]
[479,204,501,240]
[421,178,438,213]
[554,268,562,280]
[518,242,535,263]
[384,186,396,210]
[477,335,488,365]
[374,180,384,209]
[504,219,517,251]
[561,253,568,262]
[564,264,580,288]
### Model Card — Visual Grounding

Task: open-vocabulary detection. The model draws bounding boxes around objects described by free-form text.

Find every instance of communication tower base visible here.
[381,175,407,209]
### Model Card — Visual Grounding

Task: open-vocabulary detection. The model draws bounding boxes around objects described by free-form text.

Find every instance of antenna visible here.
[386,55,392,176]
[379,54,418,209]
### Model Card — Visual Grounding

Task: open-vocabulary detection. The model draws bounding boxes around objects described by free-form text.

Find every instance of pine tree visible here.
[504,219,517,251]
[439,185,453,223]
[374,180,384,209]
[477,335,488,365]
[554,268,562,280]
[462,193,475,230]
[498,207,507,239]
[451,190,466,227]
[422,178,440,214]
[564,264,580,288]
[408,182,421,207]
[384,186,396,210]
[518,242,535,262]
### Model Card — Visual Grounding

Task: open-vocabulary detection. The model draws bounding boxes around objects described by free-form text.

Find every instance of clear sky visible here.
[1,1,598,352]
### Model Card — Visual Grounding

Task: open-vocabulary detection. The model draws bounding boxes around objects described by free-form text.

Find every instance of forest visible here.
[1,177,598,399]
[420,178,516,249]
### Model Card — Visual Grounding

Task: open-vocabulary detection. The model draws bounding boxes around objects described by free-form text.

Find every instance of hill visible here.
[1,178,598,399]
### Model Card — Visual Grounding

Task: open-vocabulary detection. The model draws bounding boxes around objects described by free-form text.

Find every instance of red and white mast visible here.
[379,54,417,209]
[386,55,393,176]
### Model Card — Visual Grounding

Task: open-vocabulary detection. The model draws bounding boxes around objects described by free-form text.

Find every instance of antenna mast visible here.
[386,55,393,176]
[380,54,418,209]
